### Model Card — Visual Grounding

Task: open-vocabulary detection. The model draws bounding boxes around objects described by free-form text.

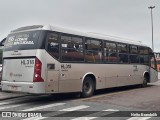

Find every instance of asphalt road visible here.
[0,80,160,120]
[83,80,160,111]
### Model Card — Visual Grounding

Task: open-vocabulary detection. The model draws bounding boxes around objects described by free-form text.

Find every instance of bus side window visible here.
[129,45,139,63]
[117,43,128,63]
[139,47,150,65]
[47,33,59,59]
[61,35,84,62]
[85,39,102,63]
[103,42,117,63]
[140,55,149,65]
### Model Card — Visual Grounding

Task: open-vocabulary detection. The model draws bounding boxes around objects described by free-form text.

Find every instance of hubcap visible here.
[84,82,90,92]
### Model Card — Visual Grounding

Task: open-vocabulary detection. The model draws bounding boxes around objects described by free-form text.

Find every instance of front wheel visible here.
[141,75,148,88]
[81,77,94,98]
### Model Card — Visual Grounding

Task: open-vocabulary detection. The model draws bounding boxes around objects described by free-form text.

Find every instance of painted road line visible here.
[22,105,89,120]
[127,117,151,120]
[0,103,27,110]
[0,99,26,105]
[0,101,14,106]
[78,87,144,102]
[22,103,66,111]
[71,109,119,120]
[72,117,97,120]
[103,109,119,111]
[59,105,89,111]
[23,117,48,120]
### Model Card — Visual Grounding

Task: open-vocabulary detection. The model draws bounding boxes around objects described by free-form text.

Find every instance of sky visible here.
[0,0,160,52]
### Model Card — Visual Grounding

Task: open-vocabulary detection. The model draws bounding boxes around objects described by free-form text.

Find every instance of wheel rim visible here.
[84,81,91,93]
[143,78,147,86]
[81,77,94,97]
[142,77,147,87]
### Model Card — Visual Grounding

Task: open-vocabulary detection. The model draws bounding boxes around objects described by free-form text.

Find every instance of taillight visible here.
[33,57,44,82]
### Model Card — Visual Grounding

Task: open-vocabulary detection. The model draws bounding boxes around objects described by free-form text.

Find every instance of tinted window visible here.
[139,47,149,55]
[61,35,84,61]
[86,39,102,62]
[130,55,139,63]
[118,54,128,63]
[105,42,116,52]
[103,42,118,62]
[129,45,139,63]
[4,31,41,51]
[130,45,138,54]
[117,43,128,63]
[47,33,59,59]
[117,43,128,53]
[140,55,149,65]
[149,48,153,55]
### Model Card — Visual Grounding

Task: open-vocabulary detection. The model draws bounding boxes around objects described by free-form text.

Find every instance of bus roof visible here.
[10,25,149,47]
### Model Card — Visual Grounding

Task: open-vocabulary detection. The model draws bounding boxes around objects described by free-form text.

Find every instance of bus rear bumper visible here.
[1,81,46,94]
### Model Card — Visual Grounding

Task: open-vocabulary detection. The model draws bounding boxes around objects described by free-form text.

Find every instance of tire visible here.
[141,75,148,88]
[81,77,94,98]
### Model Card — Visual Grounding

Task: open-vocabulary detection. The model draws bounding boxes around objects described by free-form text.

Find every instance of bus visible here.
[1,25,158,97]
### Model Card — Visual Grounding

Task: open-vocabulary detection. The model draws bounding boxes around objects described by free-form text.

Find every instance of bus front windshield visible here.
[4,31,43,51]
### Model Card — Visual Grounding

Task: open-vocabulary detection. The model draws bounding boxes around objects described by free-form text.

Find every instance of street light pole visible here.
[148,6,155,51]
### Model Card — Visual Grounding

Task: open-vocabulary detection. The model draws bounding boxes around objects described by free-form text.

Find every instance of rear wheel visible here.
[81,77,94,98]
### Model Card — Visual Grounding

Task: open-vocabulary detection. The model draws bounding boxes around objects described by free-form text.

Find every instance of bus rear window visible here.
[4,31,41,51]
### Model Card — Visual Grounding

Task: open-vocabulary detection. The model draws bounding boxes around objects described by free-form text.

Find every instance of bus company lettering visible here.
[13,41,34,45]
[61,64,71,69]
[8,35,34,45]
[10,72,22,78]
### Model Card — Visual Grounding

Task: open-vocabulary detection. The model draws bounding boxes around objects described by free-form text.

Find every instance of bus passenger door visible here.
[46,32,60,92]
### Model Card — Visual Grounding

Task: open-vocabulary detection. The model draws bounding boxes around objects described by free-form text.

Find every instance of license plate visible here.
[8,85,21,91]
